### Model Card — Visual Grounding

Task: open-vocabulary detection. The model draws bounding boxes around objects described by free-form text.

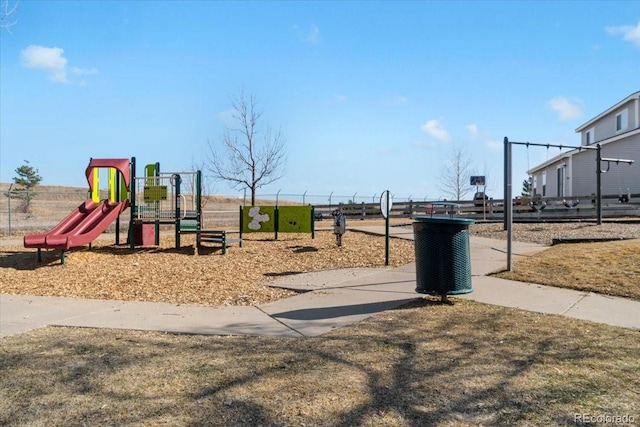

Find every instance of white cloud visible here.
[606,21,640,47]
[293,24,322,45]
[465,124,479,138]
[548,96,583,121]
[420,119,451,142]
[20,45,98,84]
[71,66,99,76]
[20,45,68,82]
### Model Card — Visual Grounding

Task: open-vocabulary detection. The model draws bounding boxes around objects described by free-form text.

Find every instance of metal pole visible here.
[155,162,161,245]
[115,170,120,245]
[504,137,508,231]
[596,144,602,225]
[175,174,181,249]
[7,184,13,235]
[506,137,513,271]
[239,205,244,247]
[129,157,136,249]
[275,205,279,240]
[385,190,390,266]
[196,170,202,230]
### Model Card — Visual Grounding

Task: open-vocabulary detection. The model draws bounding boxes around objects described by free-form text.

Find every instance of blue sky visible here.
[1,0,639,204]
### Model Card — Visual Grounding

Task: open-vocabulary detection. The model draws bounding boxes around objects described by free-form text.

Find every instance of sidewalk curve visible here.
[2,225,638,338]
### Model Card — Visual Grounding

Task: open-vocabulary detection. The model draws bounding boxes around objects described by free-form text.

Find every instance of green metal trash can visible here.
[413,215,475,298]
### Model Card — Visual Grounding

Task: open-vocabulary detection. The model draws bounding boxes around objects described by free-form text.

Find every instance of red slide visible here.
[24,199,129,250]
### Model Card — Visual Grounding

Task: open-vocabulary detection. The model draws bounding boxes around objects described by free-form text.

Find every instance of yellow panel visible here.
[91,168,100,203]
[109,167,117,202]
[143,185,168,202]
[121,175,129,201]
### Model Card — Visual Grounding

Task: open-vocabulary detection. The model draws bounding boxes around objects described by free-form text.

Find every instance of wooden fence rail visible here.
[312,193,640,222]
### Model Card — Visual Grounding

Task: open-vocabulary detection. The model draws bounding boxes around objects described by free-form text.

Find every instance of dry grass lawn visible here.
[1,300,638,426]
[2,216,640,425]
[495,238,640,300]
[469,221,640,301]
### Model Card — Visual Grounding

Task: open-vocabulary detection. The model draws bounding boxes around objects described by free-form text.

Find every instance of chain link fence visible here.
[0,186,115,236]
[0,186,417,237]
[0,187,293,236]
[3,185,638,237]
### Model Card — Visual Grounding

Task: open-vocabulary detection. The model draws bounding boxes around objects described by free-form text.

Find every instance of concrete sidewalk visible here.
[2,226,639,338]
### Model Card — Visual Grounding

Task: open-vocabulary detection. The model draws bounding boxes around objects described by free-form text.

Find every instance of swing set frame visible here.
[503,137,633,271]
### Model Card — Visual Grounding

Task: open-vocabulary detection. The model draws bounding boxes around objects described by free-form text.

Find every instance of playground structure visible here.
[130,159,243,254]
[503,137,634,271]
[239,205,315,240]
[129,157,198,249]
[23,156,323,263]
[24,158,131,263]
[23,157,222,263]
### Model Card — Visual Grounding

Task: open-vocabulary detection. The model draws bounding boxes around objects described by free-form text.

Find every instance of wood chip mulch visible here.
[0,231,415,306]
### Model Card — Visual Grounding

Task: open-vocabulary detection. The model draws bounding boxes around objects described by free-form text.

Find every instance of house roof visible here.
[527,149,576,175]
[575,90,640,132]
[527,127,640,174]
[527,91,640,175]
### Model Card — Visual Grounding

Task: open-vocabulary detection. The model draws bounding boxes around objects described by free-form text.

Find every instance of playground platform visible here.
[2,227,639,338]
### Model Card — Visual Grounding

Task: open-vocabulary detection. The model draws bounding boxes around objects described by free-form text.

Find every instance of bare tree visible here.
[184,157,212,210]
[1,0,19,33]
[478,160,495,196]
[206,90,286,206]
[439,145,474,201]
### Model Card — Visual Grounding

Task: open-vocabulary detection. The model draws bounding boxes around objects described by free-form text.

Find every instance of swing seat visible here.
[530,201,546,212]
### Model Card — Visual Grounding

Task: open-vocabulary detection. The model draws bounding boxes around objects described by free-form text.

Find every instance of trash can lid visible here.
[414,216,475,225]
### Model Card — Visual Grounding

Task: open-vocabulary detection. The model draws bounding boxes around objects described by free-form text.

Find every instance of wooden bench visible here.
[196,230,241,255]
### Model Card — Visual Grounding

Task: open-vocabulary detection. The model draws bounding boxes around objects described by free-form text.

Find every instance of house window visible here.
[557,166,565,197]
[542,171,546,197]
[585,128,594,145]
[616,109,628,132]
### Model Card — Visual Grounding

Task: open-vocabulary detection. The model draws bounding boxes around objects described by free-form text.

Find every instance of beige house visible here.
[528,91,639,200]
